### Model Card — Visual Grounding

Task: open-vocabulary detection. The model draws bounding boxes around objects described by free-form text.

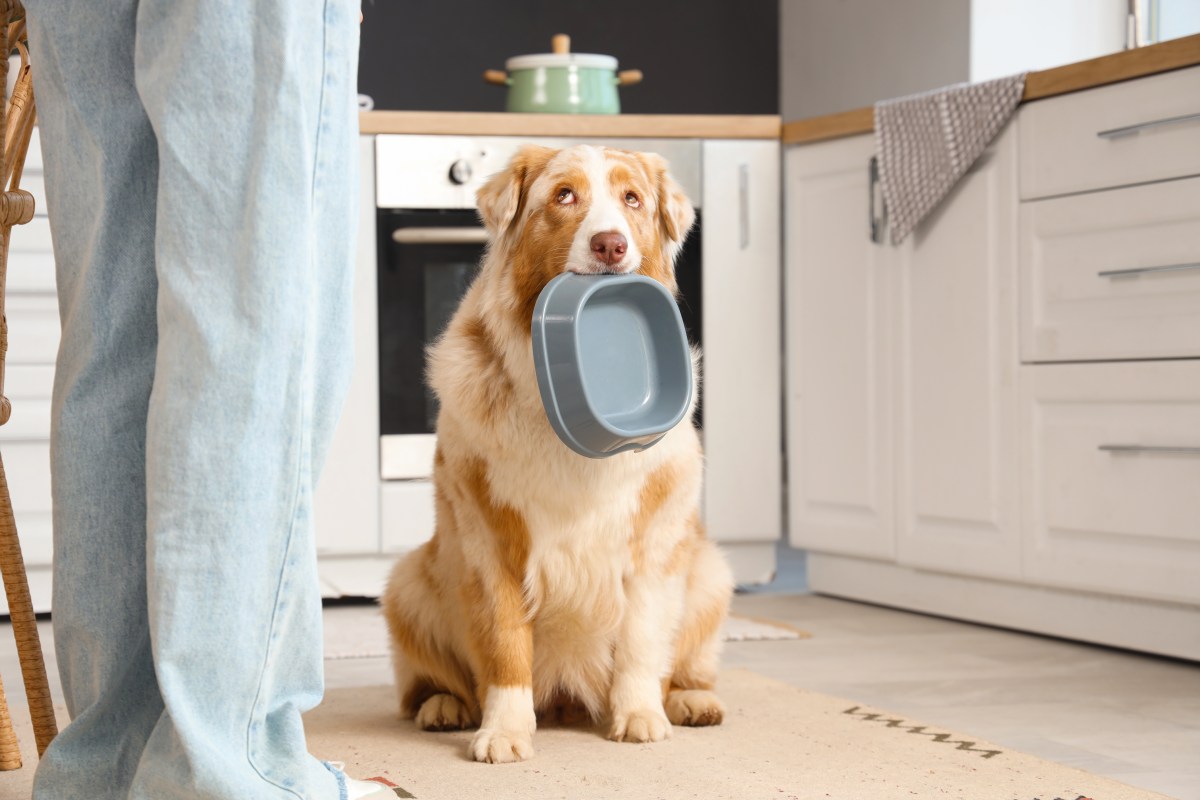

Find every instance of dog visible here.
[380,144,734,764]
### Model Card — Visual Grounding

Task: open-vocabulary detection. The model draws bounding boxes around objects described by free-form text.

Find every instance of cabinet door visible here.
[313,137,382,556]
[895,124,1022,579]
[1022,361,1200,605]
[785,135,895,559]
[701,140,782,548]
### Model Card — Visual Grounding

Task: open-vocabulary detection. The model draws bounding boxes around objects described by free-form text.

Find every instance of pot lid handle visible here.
[552,33,570,54]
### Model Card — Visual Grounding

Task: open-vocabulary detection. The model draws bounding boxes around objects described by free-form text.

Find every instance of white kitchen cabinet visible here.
[1020,176,1200,363]
[0,129,55,615]
[785,68,1200,660]
[701,139,782,583]
[894,125,1022,580]
[785,125,1020,579]
[313,136,381,558]
[1018,65,1200,200]
[1021,360,1200,606]
[784,135,895,561]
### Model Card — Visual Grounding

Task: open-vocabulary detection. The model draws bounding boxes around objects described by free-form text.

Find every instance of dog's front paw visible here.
[470,727,534,763]
[665,689,725,727]
[415,693,475,731]
[609,708,672,743]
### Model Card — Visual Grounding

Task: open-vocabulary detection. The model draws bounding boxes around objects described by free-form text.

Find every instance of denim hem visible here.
[322,761,349,800]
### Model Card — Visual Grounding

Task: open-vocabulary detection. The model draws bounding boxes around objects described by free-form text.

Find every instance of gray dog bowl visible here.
[531,273,693,459]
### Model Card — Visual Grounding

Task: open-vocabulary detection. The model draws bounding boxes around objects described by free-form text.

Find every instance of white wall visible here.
[1160,0,1200,41]
[970,0,1126,81]
[779,0,969,121]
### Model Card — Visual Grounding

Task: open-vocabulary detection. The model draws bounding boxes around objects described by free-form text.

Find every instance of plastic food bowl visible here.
[531,272,693,459]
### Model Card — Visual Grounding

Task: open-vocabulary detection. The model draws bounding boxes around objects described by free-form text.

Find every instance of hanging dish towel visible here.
[874,73,1026,245]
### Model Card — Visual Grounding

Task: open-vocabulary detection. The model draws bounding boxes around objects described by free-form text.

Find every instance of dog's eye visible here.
[557,188,576,205]
[624,192,641,209]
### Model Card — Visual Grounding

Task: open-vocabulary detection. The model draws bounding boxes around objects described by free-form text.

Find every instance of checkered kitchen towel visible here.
[874,73,1026,245]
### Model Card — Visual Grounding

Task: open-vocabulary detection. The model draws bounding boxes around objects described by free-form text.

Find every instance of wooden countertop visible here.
[359,111,782,139]
[782,32,1200,146]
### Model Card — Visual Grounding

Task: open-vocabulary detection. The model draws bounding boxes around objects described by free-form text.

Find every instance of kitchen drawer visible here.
[1019,66,1200,200]
[1021,361,1200,606]
[1020,176,1200,363]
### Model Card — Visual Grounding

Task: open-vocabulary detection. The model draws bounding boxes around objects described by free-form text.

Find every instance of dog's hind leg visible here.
[382,541,480,730]
[665,536,733,727]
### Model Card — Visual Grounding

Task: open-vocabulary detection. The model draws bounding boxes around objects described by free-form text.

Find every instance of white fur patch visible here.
[565,147,642,275]
[472,685,537,763]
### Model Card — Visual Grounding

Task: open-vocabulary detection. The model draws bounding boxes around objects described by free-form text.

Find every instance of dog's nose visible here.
[590,232,627,266]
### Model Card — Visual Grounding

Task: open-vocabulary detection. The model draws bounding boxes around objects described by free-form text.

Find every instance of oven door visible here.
[377,207,704,481]
[378,209,487,479]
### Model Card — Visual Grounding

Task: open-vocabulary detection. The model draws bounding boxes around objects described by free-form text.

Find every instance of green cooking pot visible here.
[484,34,643,115]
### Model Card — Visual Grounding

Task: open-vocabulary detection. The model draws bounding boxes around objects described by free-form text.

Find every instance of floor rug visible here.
[303,668,1171,800]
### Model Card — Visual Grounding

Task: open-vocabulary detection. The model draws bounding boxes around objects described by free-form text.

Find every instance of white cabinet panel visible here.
[314,137,381,555]
[6,295,60,365]
[2,440,52,514]
[6,511,52,567]
[1020,176,1200,363]
[7,216,56,294]
[701,139,781,546]
[1019,65,1200,200]
[381,480,436,554]
[896,125,1022,580]
[785,135,895,559]
[1022,361,1200,605]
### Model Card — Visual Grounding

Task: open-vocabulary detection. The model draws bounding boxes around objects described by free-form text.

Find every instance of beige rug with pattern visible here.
[303,668,1170,800]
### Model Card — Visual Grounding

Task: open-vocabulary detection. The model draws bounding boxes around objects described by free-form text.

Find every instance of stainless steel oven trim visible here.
[391,227,490,245]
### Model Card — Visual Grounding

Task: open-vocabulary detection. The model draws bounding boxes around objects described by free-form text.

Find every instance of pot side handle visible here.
[616,69,643,87]
[483,69,510,87]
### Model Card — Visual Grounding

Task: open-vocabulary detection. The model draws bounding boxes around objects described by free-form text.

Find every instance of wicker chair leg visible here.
[0,452,56,757]
[0,671,21,771]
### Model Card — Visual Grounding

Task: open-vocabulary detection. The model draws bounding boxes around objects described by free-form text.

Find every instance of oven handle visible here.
[392,227,491,245]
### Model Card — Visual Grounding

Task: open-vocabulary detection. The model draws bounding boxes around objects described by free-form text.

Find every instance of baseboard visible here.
[720,541,778,587]
[808,552,1200,662]
[5,545,781,616]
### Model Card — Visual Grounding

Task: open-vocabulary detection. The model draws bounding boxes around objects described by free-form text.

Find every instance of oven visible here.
[374,135,704,481]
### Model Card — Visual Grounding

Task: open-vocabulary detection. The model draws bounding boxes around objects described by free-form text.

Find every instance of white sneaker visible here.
[327,761,400,799]
[345,775,398,799]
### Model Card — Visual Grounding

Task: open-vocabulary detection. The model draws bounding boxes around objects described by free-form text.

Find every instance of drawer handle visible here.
[1096,112,1200,139]
[1098,261,1200,279]
[1099,445,1200,456]
[392,227,490,245]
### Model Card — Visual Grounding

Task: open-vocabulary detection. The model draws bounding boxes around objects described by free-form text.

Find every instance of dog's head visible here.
[476,144,696,329]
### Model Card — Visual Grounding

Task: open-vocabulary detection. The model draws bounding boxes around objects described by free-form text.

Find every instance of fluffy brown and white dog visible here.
[380,144,734,764]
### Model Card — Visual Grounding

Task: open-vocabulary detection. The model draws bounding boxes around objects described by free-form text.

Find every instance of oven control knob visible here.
[448,159,473,185]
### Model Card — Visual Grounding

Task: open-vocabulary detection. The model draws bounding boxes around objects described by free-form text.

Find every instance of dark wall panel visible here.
[359,0,779,115]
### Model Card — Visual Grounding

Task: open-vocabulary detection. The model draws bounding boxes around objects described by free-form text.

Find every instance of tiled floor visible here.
[3,545,1198,799]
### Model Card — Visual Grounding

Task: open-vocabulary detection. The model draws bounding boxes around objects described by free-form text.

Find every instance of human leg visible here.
[28,0,362,797]
[127,1,360,797]
[26,2,165,797]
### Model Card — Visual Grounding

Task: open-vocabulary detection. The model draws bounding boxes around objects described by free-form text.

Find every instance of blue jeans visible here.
[24,1,360,798]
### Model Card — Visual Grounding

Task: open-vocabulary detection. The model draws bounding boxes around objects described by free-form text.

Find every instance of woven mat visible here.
[303,668,1171,800]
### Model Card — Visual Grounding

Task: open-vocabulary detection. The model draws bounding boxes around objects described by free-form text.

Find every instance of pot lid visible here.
[506,52,618,71]
[505,33,617,72]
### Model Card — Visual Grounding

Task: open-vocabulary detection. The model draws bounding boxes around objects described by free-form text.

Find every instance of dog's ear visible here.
[638,152,696,263]
[476,145,558,237]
